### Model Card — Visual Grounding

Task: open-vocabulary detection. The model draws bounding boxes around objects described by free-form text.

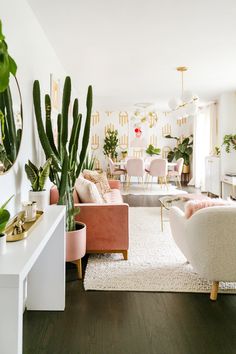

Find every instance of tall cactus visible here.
[33,76,93,231]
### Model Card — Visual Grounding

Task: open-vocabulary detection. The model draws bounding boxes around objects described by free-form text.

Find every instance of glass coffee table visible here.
[159,195,186,232]
[159,193,209,231]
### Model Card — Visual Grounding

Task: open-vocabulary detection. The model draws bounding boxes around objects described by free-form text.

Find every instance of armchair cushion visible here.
[185,198,231,219]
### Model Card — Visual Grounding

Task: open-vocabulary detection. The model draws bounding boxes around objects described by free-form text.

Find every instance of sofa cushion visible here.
[83,170,111,195]
[75,177,103,204]
[103,189,123,204]
[185,198,232,219]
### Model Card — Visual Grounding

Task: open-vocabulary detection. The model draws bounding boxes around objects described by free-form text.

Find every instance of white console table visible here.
[0,205,66,354]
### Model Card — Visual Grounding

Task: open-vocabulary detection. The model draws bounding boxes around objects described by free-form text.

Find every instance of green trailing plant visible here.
[0,20,22,172]
[214,146,220,156]
[0,195,14,235]
[25,158,52,191]
[146,144,161,156]
[165,134,193,166]
[82,153,95,171]
[222,134,236,153]
[33,76,92,231]
[103,129,118,160]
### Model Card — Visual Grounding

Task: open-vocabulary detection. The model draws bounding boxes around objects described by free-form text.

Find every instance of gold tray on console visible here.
[6,211,44,242]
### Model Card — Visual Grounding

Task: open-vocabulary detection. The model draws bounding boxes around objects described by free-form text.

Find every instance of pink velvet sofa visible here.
[50,180,129,260]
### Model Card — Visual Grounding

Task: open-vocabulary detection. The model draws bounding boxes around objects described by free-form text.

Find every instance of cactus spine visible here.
[33,76,93,231]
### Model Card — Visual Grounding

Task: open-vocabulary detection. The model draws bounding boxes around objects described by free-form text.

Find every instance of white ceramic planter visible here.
[29,190,49,211]
[0,233,6,255]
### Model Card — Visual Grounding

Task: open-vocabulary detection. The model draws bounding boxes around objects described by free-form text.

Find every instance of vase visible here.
[66,222,86,279]
[183,164,190,174]
[0,233,6,255]
[29,190,49,211]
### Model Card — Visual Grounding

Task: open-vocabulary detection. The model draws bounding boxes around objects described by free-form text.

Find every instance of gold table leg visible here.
[160,204,163,232]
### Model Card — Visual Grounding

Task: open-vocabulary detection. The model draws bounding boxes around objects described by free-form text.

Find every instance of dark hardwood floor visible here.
[24,264,236,354]
[122,184,203,207]
[23,185,236,354]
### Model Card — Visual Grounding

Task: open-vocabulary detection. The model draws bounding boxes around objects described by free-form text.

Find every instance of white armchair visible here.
[169,205,236,300]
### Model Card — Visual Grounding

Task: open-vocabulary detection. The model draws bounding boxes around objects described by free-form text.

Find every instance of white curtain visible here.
[190,104,217,190]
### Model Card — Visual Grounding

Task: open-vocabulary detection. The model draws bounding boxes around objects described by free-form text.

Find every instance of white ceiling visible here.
[28,0,236,110]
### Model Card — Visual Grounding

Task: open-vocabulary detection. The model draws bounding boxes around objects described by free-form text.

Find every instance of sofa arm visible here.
[169,206,189,259]
[75,203,129,251]
[108,180,121,190]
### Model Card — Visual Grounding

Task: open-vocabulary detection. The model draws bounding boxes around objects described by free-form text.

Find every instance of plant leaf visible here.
[25,163,38,190]
[0,209,10,234]
[0,20,5,41]
[0,194,14,211]
[38,158,51,191]
[8,55,17,76]
[28,160,39,174]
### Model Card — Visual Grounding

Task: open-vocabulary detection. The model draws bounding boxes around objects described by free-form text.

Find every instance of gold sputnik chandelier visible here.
[168,67,198,119]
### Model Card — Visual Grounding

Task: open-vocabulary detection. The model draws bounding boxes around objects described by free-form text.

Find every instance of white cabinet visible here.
[0,205,66,354]
[205,156,221,196]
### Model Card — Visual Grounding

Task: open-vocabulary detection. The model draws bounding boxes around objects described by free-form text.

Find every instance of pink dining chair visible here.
[145,158,168,188]
[126,158,145,188]
[167,157,184,188]
[108,157,126,181]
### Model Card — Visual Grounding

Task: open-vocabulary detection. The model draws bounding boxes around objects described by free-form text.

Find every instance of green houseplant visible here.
[146,144,161,156]
[222,134,236,153]
[82,153,95,171]
[0,195,13,253]
[25,158,52,210]
[0,20,22,172]
[103,129,118,161]
[25,158,51,192]
[165,134,193,172]
[33,76,92,231]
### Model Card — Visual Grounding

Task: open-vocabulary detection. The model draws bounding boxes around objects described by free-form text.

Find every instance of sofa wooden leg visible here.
[122,250,128,260]
[210,281,219,301]
[75,259,82,280]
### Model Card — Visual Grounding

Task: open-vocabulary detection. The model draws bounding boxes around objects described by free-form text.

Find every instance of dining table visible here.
[114,157,177,169]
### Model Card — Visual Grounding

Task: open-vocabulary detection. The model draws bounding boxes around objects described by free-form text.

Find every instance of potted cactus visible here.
[0,195,13,254]
[33,76,92,274]
[25,158,51,211]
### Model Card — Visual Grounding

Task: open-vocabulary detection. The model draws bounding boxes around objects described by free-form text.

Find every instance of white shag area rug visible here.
[121,184,187,196]
[84,207,236,293]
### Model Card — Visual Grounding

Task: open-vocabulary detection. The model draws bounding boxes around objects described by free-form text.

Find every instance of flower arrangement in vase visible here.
[134,127,142,138]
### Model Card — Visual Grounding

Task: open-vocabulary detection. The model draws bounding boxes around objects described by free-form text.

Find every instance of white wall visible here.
[0,0,65,214]
[218,92,236,176]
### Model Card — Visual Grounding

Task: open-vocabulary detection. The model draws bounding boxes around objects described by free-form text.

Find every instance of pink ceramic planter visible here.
[66,222,86,262]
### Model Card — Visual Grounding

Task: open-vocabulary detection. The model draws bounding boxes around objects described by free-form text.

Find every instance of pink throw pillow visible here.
[185,198,232,219]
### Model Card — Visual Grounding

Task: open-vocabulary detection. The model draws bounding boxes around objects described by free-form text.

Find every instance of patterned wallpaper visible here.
[90,109,193,170]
